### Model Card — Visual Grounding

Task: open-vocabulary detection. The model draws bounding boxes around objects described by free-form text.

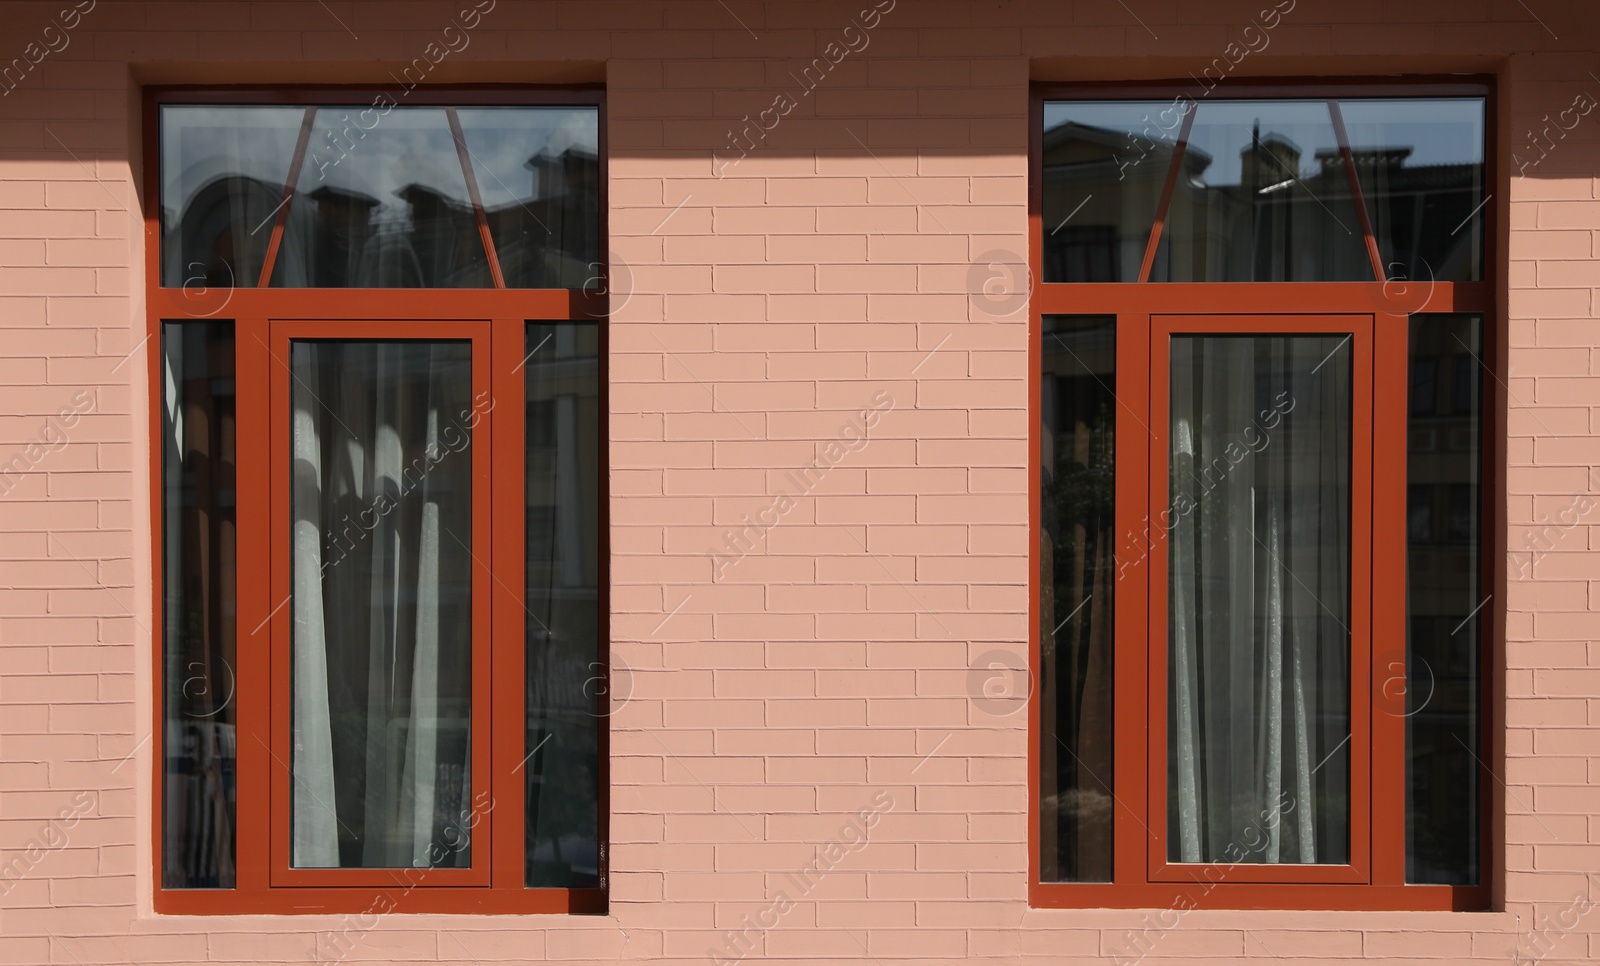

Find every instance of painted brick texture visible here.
[0,0,1596,963]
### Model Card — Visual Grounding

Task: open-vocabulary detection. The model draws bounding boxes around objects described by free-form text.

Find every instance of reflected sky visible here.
[1043,101,1183,147]
[457,107,597,209]
[1336,98,1483,168]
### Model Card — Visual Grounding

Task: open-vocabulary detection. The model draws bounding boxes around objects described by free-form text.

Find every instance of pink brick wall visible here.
[0,0,1597,962]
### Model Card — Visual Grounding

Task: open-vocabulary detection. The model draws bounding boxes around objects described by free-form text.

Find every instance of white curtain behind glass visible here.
[290,341,473,869]
[1168,335,1351,865]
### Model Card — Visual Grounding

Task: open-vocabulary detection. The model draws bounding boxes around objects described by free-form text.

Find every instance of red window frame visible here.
[1028,78,1497,911]
[145,85,609,915]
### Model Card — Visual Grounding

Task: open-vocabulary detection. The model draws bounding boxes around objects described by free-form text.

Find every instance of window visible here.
[150,87,607,914]
[1031,81,1492,910]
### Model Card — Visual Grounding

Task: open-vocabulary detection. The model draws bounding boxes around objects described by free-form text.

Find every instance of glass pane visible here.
[289,340,474,869]
[524,322,603,887]
[1042,102,1187,281]
[272,108,493,287]
[1154,101,1372,282]
[1405,314,1482,884]
[160,106,306,287]
[1167,334,1351,864]
[457,108,600,289]
[1338,99,1486,283]
[1040,315,1116,882]
[161,321,238,888]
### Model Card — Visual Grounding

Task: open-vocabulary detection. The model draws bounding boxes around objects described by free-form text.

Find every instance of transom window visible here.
[1031,79,1493,911]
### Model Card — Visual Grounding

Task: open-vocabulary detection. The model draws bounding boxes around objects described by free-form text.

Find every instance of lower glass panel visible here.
[1167,334,1351,864]
[524,322,602,888]
[162,321,238,888]
[1039,315,1115,882]
[1405,314,1482,884]
[288,341,474,869]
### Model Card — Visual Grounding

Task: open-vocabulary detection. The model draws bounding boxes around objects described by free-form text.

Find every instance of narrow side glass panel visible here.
[1167,335,1351,864]
[1041,102,1188,281]
[1040,314,1115,882]
[161,320,238,888]
[1154,101,1371,282]
[524,323,602,888]
[1405,314,1482,884]
[288,341,474,869]
[1337,100,1485,283]
[160,106,306,287]
[457,108,601,289]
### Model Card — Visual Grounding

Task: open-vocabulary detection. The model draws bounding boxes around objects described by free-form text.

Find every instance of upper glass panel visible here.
[160,106,307,288]
[1041,101,1182,282]
[159,103,599,289]
[459,109,600,289]
[1337,99,1485,283]
[272,107,492,287]
[1154,100,1371,282]
[1040,93,1487,285]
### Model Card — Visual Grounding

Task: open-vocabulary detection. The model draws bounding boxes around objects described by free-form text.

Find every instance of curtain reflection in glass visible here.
[1040,315,1115,882]
[1405,315,1482,884]
[1154,101,1371,282]
[1167,335,1351,864]
[159,106,306,287]
[1041,102,1185,281]
[524,323,602,888]
[289,341,474,869]
[162,321,238,888]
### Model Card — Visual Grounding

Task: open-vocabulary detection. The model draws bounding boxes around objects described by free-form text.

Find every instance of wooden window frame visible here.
[146,85,609,915]
[1028,78,1497,911]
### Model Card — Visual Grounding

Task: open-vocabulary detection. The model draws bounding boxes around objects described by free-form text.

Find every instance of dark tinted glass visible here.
[1039,315,1115,882]
[161,321,238,888]
[1338,100,1485,283]
[524,322,603,888]
[1405,314,1482,885]
[1041,103,1185,281]
[1153,101,1372,282]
